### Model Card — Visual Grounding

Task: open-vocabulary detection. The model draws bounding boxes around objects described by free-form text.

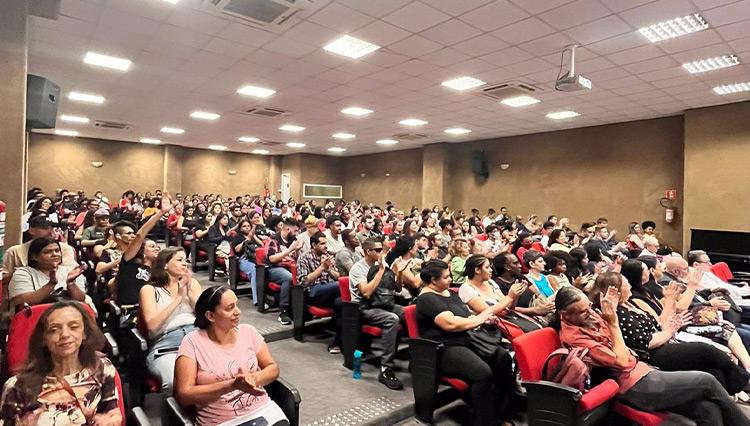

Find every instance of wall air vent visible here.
[93,120,130,130]
[392,133,428,141]
[238,107,288,117]
[480,81,538,101]
[202,0,318,30]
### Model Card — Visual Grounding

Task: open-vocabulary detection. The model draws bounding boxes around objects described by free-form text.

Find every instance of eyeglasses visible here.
[369,248,383,252]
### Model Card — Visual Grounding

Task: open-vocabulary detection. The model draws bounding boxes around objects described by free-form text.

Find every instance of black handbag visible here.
[364,265,397,309]
[467,324,502,358]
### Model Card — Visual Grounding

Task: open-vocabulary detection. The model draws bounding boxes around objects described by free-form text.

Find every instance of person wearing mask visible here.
[555,285,749,425]
[0,302,122,425]
[296,232,342,354]
[174,286,287,426]
[348,238,403,389]
[416,260,515,426]
[140,248,201,393]
[8,237,87,310]
[335,229,362,276]
[266,219,302,325]
[232,219,263,306]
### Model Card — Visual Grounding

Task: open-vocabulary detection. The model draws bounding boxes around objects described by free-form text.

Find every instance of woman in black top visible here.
[591,272,750,394]
[416,260,514,426]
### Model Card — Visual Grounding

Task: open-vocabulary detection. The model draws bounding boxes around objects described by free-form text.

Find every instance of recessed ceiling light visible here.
[328,147,347,153]
[60,114,89,124]
[160,127,184,134]
[501,96,541,107]
[54,129,79,137]
[333,132,356,140]
[546,111,580,120]
[190,111,220,120]
[399,118,428,126]
[279,124,305,132]
[376,139,399,145]
[638,13,709,43]
[286,142,306,148]
[252,149,270,155]
[236,85,276,98]
[713,81,750,95]
[68,91,105,104]
[140,138,161,144]
[161,0,179,3]
[341,107,373,116]
[441,76,486,91]
[83,52,132,71]
[208,144,227,151]
[682,55,739,74]
[323,35,380,59]
[444,128,472,135]
[238,136,260,143]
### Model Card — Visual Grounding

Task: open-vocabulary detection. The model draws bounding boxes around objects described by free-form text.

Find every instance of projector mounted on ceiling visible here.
[555,44,592,92]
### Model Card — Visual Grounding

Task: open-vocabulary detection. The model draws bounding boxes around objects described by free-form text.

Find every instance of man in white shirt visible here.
[688,250,750,302]
[324,215,345,255]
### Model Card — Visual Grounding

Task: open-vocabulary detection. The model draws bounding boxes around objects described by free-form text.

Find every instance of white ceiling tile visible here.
[623,55,679,73]
[60,0,103,22]
[387,34,444,56]
[490,18,556,45]
[587,31,650,55]
[351,20,411,48]
[577,56,618,72]
[607,44,665,65]
[596,75,646,89]
[241,49,297,69]
[503,58,555,75]
[420,19,483,46]
[382,2,451,33]
[282,21,341,47]
[729,36,750,53]
[658,29,725,53]
[518,32,577,56]
[668,41,733,62]
[426,0,494,16]
[448,58,497,75]
[106,0,174,22]
[166,7,229,36]
[587,66,632,81]
[458,0,530,32]
[216,23,277,47]
[473,67,520,84]
[369,68,412,83]
[702,0,750,26]
[481,46,535,67]
[308,3,373,33]
[153,24,212,49]
[509,0,577,14]
[146,37,199,60]
[452,34,509,57]
[342,0,411,18]
[637,66,688,82]
[538,0,612,30]
[716,20,750,41]
[564,15,633,45]
[360,51,411,67]
[618,0,696,28]
[263,36,319,58]
[420,47,473,67]
[203,37,254,58]
[599,0,654,12]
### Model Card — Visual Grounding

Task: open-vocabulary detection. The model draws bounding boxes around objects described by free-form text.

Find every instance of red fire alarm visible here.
[665,189,677,200]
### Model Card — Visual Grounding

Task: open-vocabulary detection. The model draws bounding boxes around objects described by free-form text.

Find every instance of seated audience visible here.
[524,250,556,300]
[296,231,342,353]
[356,215,377,246]
[449,238,470,285]
[547,228,571,252]
[335,229,362,276]
[0,301,121,425]
[348,238,404,389]
[3,216,76,281]
[174,286,288,426]
[266,219,301,325]
[232,219,263,306]
[296,215,318,255]
[9,237,87,310]
[387,235,423,296]
[492,253,554,321]
[323,215,345,255]
[140,248,201,391]
[555,285,749,425]
[545,252,572,289]
[416,260,514,426]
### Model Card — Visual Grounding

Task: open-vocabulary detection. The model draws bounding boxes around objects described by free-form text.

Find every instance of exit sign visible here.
[665,189,677,200]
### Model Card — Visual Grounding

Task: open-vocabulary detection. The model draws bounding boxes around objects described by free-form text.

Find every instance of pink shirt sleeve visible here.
[177,330,198,361]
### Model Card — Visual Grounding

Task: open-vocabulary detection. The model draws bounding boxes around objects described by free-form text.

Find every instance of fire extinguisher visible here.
[0,199,6,263]
[660,197,675,224]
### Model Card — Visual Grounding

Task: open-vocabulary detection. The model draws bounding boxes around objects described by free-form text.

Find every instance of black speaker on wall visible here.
[470,150,489,179]
[26,74,60,129]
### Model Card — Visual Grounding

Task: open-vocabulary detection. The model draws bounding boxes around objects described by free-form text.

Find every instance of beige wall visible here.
[180,147,270,196]
[343,149,423,208]
[447,117,685,250]
[684,101,750,250]
[29,134,166,198]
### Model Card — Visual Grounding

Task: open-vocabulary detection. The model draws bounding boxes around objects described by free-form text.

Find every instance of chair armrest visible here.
[104,332,119,357]
[266,377,302,426]
[129,406,151,426]
[522,380,582,401]
[165,397,194,426]
[129,327,148,352]
[108,300,122,316]
[578,379,619,412]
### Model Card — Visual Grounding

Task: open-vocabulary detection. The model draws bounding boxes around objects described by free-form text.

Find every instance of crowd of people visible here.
[1,186,750,425]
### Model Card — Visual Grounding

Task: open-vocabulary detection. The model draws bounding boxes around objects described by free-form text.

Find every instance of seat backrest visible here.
[475,233,488,241]
[114,370,126,425]
[711,262,733,282]
[6,302,97,374]
[513,327,561,381]
[256,247,267,265]
[403,304,420,338]
[338,277,351,302]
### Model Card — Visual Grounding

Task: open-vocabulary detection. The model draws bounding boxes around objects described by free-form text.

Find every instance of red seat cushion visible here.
[146,376,161,393]
[307,306,334,318]
[197,250,208,260]
[441,377,469,393]
[268,282,281,291]
[239,271,249,282]
[361,325,383,337]
[613,402,668,425]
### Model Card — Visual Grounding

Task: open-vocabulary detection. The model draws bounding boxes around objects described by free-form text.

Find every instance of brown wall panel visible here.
[343,149,423,208]
[180,147,270,197]
[684,101,750,250]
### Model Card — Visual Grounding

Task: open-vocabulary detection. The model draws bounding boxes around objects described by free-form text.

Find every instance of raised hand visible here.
[66,266,84,284]
[599,286,620,326]
[662,282,682,302]
[687,268,704,287]
[709,297,731,311]
[160,194,173,214]
[508,281,528,300]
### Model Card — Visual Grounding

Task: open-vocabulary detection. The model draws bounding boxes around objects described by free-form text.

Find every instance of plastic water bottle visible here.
[353,350,363,379]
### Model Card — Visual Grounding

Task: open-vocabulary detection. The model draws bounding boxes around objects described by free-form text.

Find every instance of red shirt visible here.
[559,312,652,393]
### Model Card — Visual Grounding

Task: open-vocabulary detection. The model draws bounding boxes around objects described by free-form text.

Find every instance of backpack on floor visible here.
[542,347,591,392]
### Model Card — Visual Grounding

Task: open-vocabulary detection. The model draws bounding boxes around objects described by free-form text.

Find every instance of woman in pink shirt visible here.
[174,286,288,426]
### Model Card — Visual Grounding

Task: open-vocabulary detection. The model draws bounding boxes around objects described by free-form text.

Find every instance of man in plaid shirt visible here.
[296,231,342,353]
[266,218,301,325]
